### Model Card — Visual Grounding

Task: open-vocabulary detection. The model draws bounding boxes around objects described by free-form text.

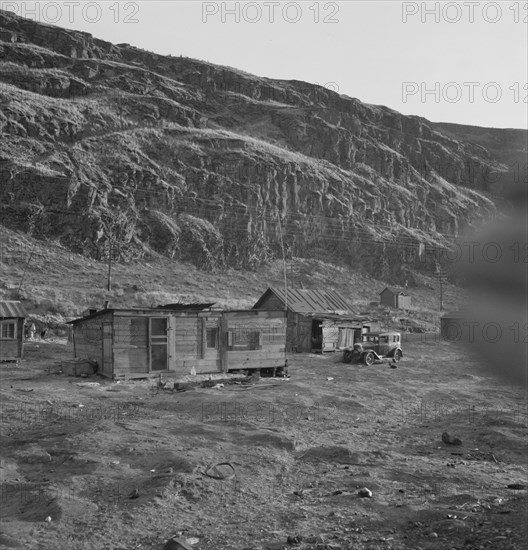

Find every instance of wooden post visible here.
[220,314,228,373]
[435,257,444,312]
[277,214,288,312]
[439,271,443,312]
[107,242,112,292]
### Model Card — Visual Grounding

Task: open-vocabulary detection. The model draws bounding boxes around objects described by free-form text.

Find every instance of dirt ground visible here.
[0,335,526,550]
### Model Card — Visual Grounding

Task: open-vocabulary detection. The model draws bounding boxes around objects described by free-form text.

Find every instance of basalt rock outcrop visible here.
[0,9,526,277]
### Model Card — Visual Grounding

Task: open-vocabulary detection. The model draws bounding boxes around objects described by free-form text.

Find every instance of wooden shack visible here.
[253,287,371,353]
[68,304,286,379]
[379,287,411,309]
[0,301,28,361]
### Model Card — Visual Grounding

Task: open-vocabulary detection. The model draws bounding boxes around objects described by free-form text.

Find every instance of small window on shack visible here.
[206,327,218,349]
[1,321,16,340]
[227,329,262,351]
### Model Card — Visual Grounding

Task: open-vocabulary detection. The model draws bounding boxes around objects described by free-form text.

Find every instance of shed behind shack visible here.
[380,287,411,309]
[254,287,371,353]
[0,301,28,361]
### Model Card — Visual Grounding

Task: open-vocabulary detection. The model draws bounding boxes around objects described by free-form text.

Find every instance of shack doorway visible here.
[102,322,113,376]
[311,320,323,353]
[149,317,168,371]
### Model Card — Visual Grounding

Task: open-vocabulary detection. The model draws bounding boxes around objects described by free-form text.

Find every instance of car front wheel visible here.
[363,352,375,366]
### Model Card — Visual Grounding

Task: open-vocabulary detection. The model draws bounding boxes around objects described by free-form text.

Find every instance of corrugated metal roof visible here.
[0,301,28,318]
[68,305,218,324]
[305,312,369,323]
[255,287,354,314]
[157,303,215,310]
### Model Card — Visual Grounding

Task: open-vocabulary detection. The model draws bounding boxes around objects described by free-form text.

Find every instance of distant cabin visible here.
[379,287,411,309]
[0,301,28,361]
[253,287,374,353]
[68,304,286,380]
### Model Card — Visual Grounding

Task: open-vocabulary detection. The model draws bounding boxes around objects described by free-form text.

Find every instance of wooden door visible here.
[102,322,113,375]
[149,317,168,371]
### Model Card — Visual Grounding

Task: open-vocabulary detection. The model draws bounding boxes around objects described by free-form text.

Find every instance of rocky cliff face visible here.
[0,10,525,279]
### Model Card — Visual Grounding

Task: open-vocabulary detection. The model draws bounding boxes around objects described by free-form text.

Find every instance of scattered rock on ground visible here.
[442,431,462,445]
[358,487,372,498]
[163,538,194,550]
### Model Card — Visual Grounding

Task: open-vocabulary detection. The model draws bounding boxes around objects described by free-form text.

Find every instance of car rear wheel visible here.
[393,349,402,362]
[363,352,375,366]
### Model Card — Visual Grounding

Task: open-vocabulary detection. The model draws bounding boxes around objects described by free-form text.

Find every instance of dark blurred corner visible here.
[454,169,527,388]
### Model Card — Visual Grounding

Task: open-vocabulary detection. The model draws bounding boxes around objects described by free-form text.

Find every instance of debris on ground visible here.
[204,462,236,480]
[61,359,96,377]
[442,431,462,445]
[358,487,373,498]
[163,537,194,550]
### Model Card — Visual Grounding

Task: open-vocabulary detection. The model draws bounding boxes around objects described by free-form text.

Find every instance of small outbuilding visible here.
[379,287,411,310]
[0,301,28,361]
[68,304,286,379]
[253,287,373,353]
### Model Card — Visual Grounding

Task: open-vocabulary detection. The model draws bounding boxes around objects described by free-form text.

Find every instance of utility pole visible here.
[277,213,288,313]
[107,239,112,292]
[439,270,443,312]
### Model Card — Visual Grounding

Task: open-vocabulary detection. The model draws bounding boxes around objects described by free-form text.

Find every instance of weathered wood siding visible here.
[0,339,18,358]
[113,315,149,377]
[173,312,222,375]
[256,293,284,311]
[73,312,112,370]
[323,321,363,351]
[380,289,395,308]
[295,313,313,353]
[224,310,286,370]
[0,318,24,359]
[322,325,339,351]
[286,310,297,352]
[17,318,24,358]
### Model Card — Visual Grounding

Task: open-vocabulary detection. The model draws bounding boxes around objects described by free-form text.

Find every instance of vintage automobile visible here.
[342,331,403,365]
